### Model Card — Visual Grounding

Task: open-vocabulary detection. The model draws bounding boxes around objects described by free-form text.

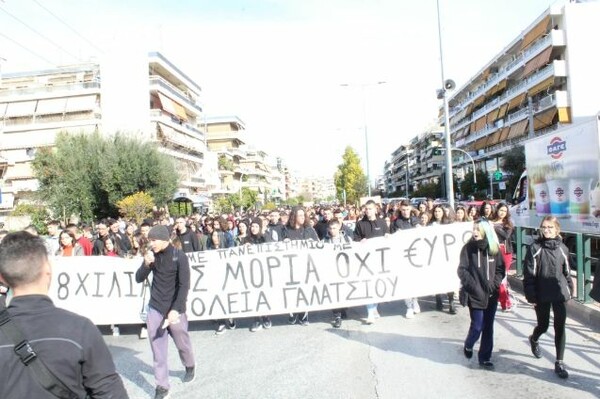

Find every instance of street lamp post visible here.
[451,147,477,183]
[436,0,455,209]
[340,81,387,197]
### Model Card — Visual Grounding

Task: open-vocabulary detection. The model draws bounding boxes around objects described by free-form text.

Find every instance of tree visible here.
[501,145,525,198]
[213,188,259,214]
[460,170,490,199]
[11,203,49,234]
[334,146,367,205]
[116,192,155,225]
[32,131,178,222]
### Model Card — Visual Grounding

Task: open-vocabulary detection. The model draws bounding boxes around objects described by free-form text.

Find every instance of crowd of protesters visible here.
[0,196,583,388]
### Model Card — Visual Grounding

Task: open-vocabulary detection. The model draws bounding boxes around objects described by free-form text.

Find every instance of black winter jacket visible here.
[353,217,388,241]
[523,237,574,304]
[282,225,319,241]
[0,295,127,399]
[391,216,417,233]
[457,240,505,309]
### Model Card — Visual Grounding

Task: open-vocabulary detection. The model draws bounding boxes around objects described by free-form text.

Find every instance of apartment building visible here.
[448,1,600,196]
[387,126,444,196]
[0,51,208,215]
[205,115,248,196]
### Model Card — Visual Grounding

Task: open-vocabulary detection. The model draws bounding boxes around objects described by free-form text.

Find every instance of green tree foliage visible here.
[213,188,259,214]
[116,191,155,225]
[32,131,178,222]
[335,146,367,205]
[10,203,49,234]
[459,170,490,199]
[501,146,525,198]
[218,155,235,171]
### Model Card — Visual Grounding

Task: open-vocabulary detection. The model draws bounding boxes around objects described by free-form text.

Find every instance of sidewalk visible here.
[509,274,600,331]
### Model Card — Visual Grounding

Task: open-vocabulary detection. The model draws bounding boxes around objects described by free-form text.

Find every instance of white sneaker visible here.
[139,327,148,339]
[405,309,415,319]
[374,309,381,319]
[366,315,376,325]
[413,300,421,314]
[112,326,120,336]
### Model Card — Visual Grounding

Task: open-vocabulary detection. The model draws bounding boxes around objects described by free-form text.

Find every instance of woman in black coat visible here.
[524,216,574,379]
[457,219,505,369]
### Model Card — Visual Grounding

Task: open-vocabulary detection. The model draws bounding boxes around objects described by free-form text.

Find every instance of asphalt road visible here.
[105,292,600,399]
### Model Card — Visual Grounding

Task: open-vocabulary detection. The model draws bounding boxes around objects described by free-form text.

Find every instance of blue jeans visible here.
[464,298,498,363]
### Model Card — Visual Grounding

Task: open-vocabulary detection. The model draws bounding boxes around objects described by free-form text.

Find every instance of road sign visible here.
[494,170,503,181]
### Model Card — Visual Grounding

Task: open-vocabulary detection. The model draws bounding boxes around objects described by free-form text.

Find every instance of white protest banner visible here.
[48,222,473,324]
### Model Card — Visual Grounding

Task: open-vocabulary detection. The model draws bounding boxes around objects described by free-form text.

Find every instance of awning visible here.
[520,15,551,51]
[36,98,67,115]
[507,119,529,140]
[472,95,485,108]
[4,101,36,117]
[65,95,97,112]
[464,103,474,118]
[486,129,503,147]
[529,76,555,97]
[485,79,507,98]
[475,115,487,132]
[507,92,527,111]
[496,103,509,119]
[3,162,33,180]
[157,93,187,121]
[523,46,553,78]
[473,136,489,151]
[533,107,558,130]
[498,127,511,143]
[486,108,499,125]
[558,107,571,123]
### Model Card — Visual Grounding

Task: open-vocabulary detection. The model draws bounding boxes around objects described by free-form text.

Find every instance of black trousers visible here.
[532,301,567,361]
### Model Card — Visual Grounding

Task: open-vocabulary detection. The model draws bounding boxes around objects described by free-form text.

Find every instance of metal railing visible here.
[514,226,596,303]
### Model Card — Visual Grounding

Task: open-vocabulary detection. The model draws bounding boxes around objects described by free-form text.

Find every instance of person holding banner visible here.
[245,218,273,332]
[0,231,128,398]
[354,200,389,324]
[283,206,319,326]
[135,225,196,399]
[323,218,352,328]
[458,220,505,370]
[391,200,421,319]
[431,205,457,314]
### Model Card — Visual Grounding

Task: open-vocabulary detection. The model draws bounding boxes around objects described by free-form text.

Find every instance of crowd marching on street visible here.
[0,198,596,399]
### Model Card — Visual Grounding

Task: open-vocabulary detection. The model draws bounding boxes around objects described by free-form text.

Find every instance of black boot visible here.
[435,294,444,311]
[449,300,457,315]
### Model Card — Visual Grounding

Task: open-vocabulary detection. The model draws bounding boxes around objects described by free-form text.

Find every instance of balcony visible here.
[0,81,101,102]
[149,76,203,115]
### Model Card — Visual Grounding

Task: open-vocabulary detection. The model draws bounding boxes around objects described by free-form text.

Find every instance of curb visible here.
[509,275,600,332]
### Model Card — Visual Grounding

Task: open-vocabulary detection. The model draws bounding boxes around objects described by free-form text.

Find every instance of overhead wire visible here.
[31,0,104,54]
[0,31,54,66]
[0,3,83,63]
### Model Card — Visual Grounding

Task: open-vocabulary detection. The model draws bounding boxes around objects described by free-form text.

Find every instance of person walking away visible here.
[0,231,128,398]
[353,200,389,324]
[135,225,196,399]
[524,216,574,379]
[457,220,505,370]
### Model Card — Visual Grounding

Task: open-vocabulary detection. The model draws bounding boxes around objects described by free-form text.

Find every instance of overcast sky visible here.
[1,0,562,179]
